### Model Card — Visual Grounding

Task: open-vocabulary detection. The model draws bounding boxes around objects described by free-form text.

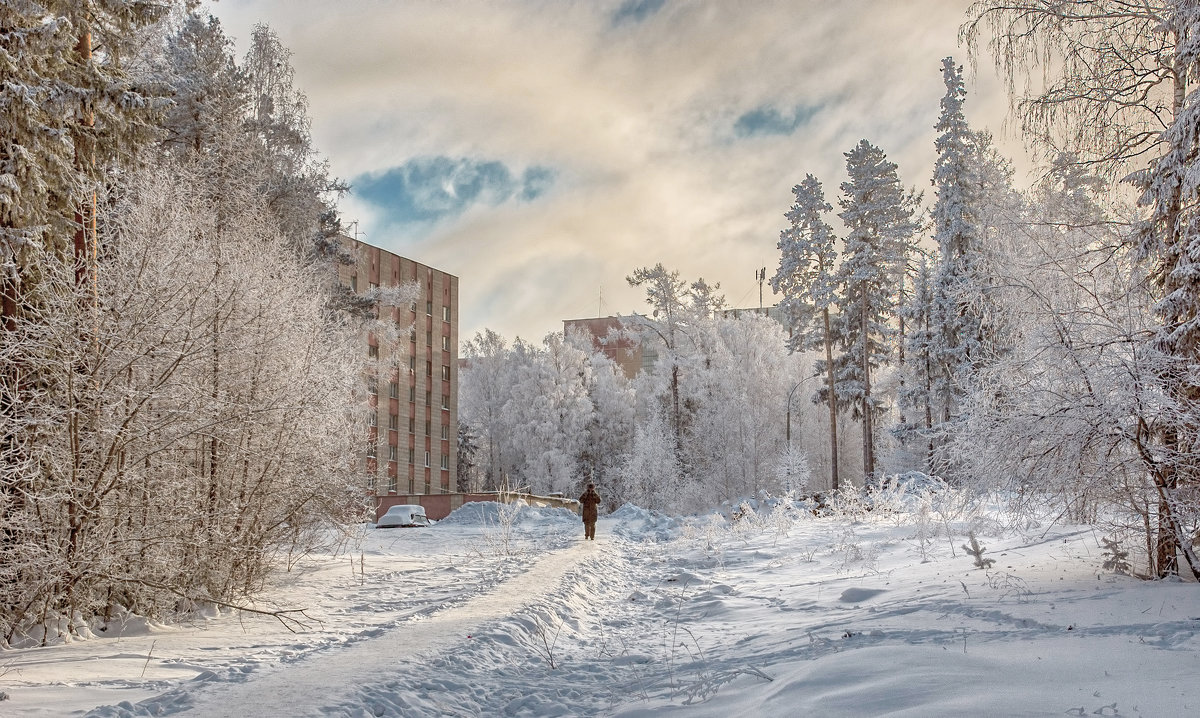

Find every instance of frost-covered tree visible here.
[501,333,594,495]
[771,174,841,490]
[965,0,1200,577]
[460,330,517,489]
[626,264,692,458]
[162,13,246,155]
[241,24,346,261]
[0,155,364,642]
[1,0,174,320]
[567,328,636,496]
[620,403,681,512]
[928,57,985,430]
[952,161,1165,566]
[898,256,937,469]
[835,140,919,482]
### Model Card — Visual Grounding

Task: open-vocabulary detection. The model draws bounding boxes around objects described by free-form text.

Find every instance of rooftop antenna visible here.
[347,220,363,241]
[756,267,766,310]
[598,284,603,317]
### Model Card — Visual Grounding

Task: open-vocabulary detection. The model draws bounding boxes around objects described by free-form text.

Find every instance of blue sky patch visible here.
[612,0,666,26]
[353,157,555,228]
[734,104,819,138]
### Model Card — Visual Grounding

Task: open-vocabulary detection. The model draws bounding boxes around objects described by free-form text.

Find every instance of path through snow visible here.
[109,533,603,717]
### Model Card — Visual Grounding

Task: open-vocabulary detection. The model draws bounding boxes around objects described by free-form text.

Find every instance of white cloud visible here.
[211,0,1030,341]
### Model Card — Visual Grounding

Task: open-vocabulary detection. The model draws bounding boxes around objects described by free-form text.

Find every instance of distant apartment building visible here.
[565,307,785,379]
[563,316,643,378]
[339,237,459,497]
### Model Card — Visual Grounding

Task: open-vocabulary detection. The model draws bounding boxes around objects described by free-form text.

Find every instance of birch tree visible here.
[965,0,1200,578]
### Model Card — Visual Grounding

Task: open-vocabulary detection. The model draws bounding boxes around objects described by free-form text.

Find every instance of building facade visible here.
[562,316,643,378]
[339,237,459,498]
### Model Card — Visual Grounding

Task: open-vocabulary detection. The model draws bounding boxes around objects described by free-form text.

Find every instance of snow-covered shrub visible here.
[1101,536,1131,575]
[963,532,996,569]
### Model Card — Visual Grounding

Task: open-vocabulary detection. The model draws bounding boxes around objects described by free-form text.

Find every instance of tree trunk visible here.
[822,307,839,491]
[861,296,874,482]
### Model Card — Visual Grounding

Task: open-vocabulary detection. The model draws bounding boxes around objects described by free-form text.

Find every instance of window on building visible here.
[366,443,376,458]
[367,376,378,395]
[409,416,415,433]
[409,356,416,373]
[388,381,399,399]
[440,454,450,470]
[441,365,450,381]
[426,330,432,346]
[388,475,397,493]
[442,336,450,351]
[389,413,399,430]
[442,306,451,322]
[424,451,431,468]
[366,475,375,490]
[409,329,416,342]
[426,360,432,376]
[368,344,378,359]
[425,391,432,406]
[389,445,398,461]
[424,420,431,436]
[350,275,358,292]
[441,394,450,410]
[409,387,416,402]
[410,300,417,312]
[367,413,377,427]
[369,281,379,291]
[426,300,433,315]
[408,448,415,464]
[440,424,449,440]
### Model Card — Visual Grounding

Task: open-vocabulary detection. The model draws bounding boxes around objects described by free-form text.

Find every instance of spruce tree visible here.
[928,57,984,432]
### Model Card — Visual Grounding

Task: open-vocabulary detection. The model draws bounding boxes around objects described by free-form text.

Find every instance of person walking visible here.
[579,482,601,540]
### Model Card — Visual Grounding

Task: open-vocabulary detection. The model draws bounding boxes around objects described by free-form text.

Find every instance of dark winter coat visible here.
[579,487,601,524]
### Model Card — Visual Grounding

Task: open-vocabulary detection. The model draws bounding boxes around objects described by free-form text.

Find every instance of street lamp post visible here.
[786,381,802,447]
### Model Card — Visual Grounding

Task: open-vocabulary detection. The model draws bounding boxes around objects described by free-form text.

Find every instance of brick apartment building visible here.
[562,316,644,378]
[339,237,459,498]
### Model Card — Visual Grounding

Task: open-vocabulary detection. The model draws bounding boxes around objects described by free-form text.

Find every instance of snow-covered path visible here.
[109,531,606,717]
[6,501,1200,717]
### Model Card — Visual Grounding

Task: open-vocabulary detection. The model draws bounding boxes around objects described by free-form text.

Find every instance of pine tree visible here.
[1,0,172,321]
[771,174,841,490]
[836,140,919,482]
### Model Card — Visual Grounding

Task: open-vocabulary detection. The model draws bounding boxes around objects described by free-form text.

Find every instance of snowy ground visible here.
[3,497,1200,717]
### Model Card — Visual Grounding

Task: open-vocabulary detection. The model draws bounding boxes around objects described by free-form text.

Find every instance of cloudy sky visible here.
[211,0,1027,342]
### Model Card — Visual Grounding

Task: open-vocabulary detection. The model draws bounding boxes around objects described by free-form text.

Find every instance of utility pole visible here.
[755,267,766,311]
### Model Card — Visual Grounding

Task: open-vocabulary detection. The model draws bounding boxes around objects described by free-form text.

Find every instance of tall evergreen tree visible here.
[836,140,919,482]
[771,174,842,490]
[928,57,985,433]
[1,0,173,321]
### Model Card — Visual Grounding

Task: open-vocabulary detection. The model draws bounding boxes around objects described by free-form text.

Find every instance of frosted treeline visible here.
[1,7,381,644]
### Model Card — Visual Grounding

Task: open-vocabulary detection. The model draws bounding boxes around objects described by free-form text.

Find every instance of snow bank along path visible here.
[171,535,601,717]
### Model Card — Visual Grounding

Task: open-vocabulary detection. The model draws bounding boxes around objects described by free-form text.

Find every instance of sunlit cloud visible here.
[210,0,1027,342]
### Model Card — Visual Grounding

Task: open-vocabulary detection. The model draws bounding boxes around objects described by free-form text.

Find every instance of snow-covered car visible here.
[375,504,430,528]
